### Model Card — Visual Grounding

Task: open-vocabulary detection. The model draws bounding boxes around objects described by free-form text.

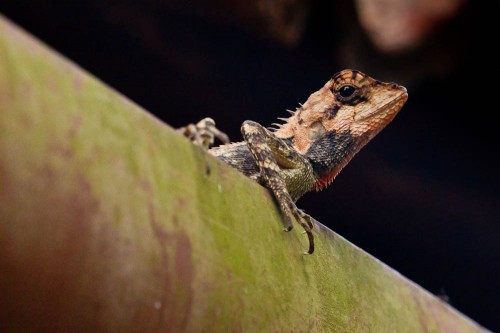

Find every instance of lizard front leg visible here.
[241,120,316,254]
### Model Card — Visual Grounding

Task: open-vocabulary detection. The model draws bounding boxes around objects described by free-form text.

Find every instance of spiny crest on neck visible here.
[267,104,304,132]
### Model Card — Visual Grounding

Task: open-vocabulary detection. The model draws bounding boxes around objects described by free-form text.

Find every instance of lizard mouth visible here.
[355,88,408,123]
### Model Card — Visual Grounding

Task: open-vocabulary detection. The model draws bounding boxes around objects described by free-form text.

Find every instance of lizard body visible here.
[179,69,408,254]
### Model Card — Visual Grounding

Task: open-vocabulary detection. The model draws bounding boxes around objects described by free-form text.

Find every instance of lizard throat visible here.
[305,129,359,191]
[313,148,358,191]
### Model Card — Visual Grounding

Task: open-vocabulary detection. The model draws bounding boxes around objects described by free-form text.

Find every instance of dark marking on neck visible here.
[305,130,356,176]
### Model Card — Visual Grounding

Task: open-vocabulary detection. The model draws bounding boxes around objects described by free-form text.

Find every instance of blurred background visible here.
[0,0,498,330]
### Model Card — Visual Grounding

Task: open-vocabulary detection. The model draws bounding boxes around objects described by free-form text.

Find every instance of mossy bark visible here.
[0,15,489,333]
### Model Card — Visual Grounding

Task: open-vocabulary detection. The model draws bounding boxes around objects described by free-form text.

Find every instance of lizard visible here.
[177,69,408,254]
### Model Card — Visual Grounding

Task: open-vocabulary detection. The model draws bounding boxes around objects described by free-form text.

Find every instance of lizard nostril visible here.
[389,83,400,89]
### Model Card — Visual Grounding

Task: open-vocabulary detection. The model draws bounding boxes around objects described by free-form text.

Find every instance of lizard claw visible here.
[283,206,315,254]
[298,212,315,254]
[303,229,314,254]
[299,209,314,229]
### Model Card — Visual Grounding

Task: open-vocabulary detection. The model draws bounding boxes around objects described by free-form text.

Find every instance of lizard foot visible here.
[177,117,230,149]
[284,204,315,254]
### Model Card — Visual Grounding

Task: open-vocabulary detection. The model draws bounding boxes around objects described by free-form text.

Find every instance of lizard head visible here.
[275,69,408,190]
[324,69,408,138]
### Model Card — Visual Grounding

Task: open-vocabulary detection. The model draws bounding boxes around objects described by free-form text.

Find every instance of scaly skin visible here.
[182,69,408,254]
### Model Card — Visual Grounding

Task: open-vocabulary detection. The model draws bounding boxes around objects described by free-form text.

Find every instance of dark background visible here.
[1,1,498,330]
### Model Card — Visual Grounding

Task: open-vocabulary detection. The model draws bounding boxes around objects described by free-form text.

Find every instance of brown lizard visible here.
[178,69,408,254]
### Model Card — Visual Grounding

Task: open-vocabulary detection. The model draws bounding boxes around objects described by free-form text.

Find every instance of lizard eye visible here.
[339,85,356,98]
